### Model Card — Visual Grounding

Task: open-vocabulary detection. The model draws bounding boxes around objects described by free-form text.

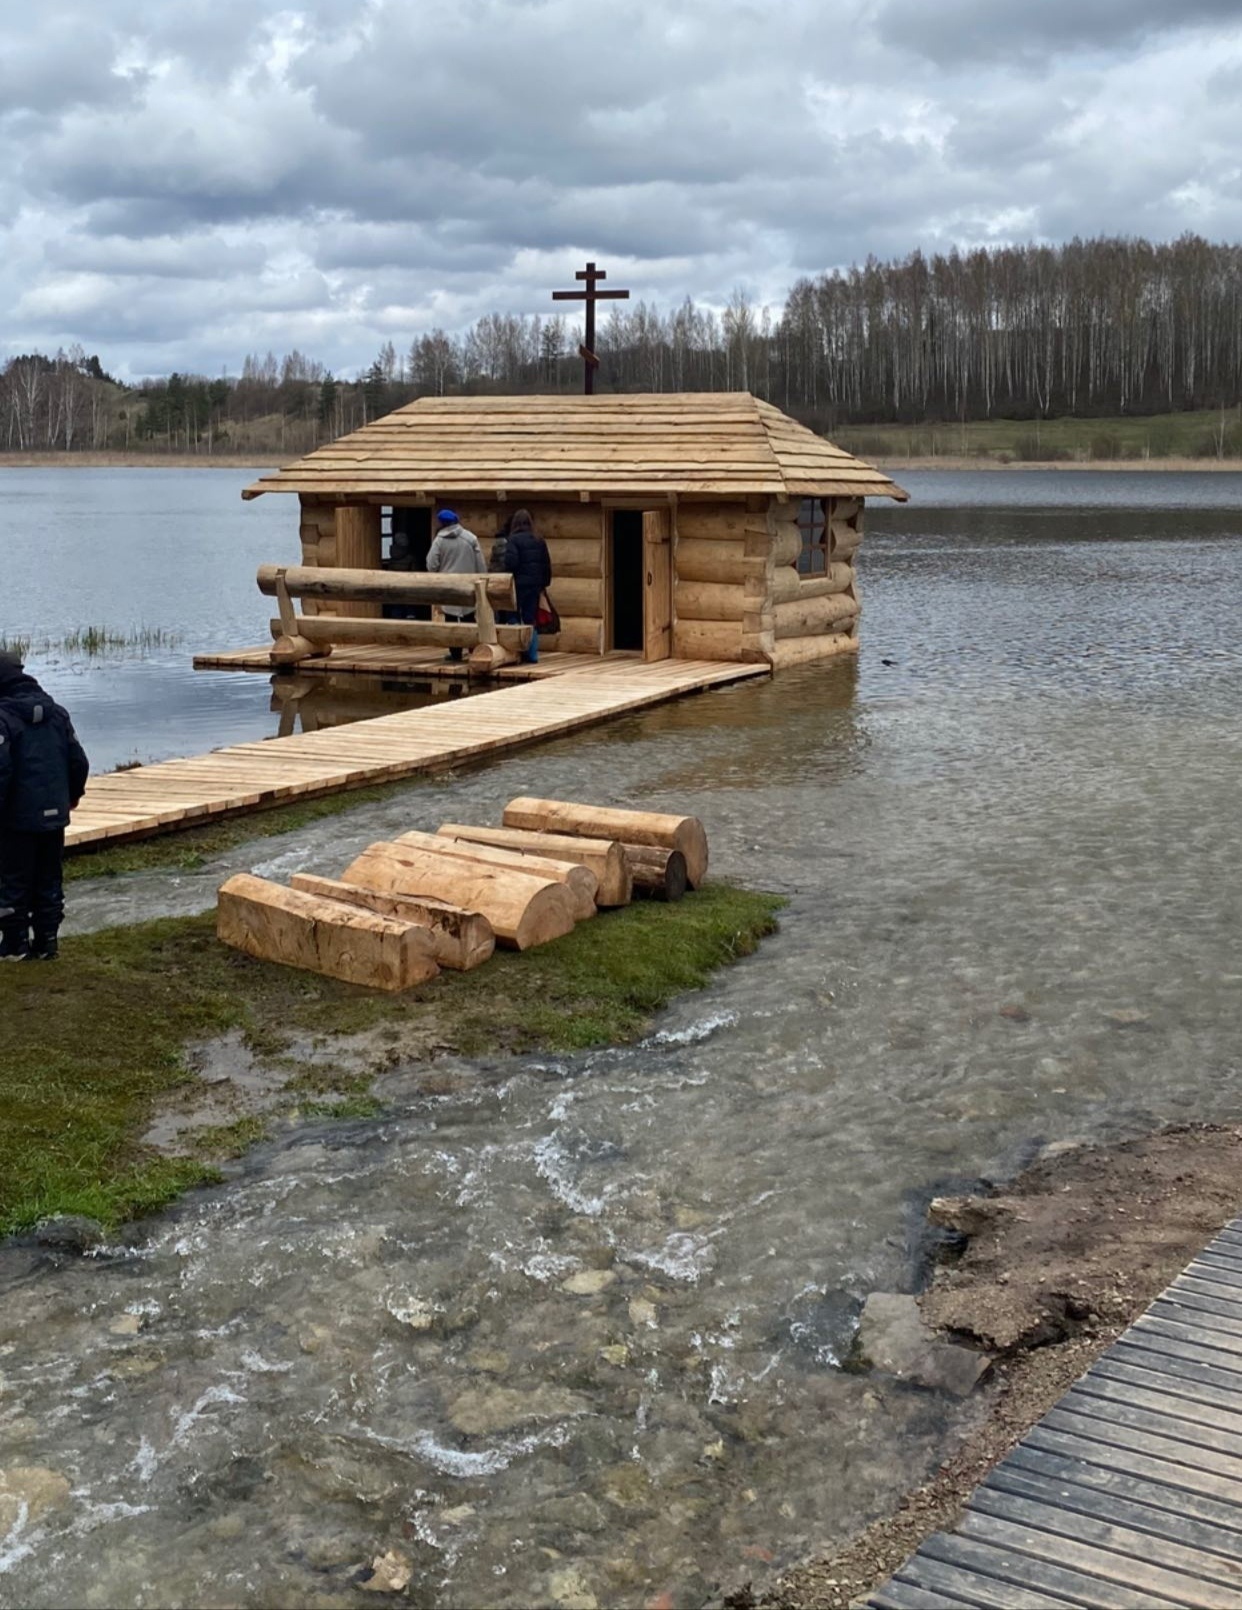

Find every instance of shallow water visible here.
[4,472,1242,1607]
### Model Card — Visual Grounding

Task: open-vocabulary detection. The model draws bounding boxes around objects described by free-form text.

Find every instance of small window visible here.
[796,497,827,575]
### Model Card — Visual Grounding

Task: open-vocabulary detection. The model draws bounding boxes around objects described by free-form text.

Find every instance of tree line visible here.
[4,234,1242,455]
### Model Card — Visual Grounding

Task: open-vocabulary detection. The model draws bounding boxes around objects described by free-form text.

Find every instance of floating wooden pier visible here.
[871,1213,1242,1608]
[67,658,766,850]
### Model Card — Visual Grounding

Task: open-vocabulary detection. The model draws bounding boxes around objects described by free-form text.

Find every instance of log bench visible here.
[257,564,531,672]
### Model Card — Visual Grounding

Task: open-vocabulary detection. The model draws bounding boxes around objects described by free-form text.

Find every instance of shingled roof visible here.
[242,393,908,502]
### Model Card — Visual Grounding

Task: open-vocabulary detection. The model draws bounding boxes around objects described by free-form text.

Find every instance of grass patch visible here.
[834,406,1242,463]
[0,885,783,1236]
[65,779,418,881]
[0,626,181,658]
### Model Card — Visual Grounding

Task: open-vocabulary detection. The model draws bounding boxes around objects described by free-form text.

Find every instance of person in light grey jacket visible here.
[426,509,486,661]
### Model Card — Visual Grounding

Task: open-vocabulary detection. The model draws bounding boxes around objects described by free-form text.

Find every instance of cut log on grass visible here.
[217,873,439,991]
[623,844,688,902]
[435,824,633,908]
[341,841,577,951]
[393,828,597,920]
[503,798,708,889]
[289,873,495,971]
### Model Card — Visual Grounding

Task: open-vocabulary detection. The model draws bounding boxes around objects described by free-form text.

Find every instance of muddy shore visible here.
[736,1124,1242,1610]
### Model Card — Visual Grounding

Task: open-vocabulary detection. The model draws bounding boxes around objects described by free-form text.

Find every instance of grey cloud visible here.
[3,0,1242,380]
[875,0,1242,64]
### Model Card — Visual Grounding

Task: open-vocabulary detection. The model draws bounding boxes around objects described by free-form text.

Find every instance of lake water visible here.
[3,467,1242,1607]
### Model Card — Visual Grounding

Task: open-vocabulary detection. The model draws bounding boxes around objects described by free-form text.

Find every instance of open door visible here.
[642,507,672,661]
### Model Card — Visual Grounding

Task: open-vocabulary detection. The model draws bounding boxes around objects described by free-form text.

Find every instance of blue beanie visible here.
[437,509,458,524]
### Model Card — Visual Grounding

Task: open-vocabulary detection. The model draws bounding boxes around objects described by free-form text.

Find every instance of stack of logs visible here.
[217,797,709,992]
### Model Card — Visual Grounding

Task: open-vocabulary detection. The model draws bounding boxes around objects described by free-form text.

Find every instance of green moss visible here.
[0,885,782,1236]
[65,778,421,881]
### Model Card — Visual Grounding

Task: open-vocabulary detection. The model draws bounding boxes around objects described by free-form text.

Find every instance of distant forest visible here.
[4,234,1242,456]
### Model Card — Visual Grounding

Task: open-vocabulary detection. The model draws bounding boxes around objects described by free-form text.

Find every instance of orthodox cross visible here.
[552,261,630,394]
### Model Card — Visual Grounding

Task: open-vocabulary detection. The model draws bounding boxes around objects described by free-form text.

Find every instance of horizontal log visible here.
[795,564,855,599]
[671,619,747,662]
[766,631,859,669]
[436,824,632,907]
[547,576,604,619]
[269,617,531,650]
[674,579,748,621]
[773,592,859,639]
[769,566,801,604]
[675,537,757,585]
[394,829,597,921]
[270,633,318,665]
[468,641,521,673]
[289,874,495,971]
[541,537,603,579]
[257,564,515,610]
[540,616,604,655]
[623,844,688,902]
[341,841,577,951]
[531,509,605,542]
[675,506,758,541]
[502,798,708,889]
[217,873,439,991]
[769,525,802,568]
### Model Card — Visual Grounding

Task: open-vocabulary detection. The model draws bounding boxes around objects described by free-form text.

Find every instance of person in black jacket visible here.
[0,651,90,960]
[502,509,553,663]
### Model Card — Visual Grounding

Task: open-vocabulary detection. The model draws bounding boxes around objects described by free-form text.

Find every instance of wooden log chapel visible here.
[242,393,907,670]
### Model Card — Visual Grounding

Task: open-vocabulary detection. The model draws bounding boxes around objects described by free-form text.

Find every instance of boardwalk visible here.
[67,658,767,850]
[871,1214,1242,1608]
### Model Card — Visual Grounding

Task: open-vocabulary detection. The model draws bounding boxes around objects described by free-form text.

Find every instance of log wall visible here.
[287,491,866,665]
[668,496,864,665]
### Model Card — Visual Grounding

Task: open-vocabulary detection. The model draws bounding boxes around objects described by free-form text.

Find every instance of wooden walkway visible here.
[871,1215,1242,1608]
[67,658,767,850]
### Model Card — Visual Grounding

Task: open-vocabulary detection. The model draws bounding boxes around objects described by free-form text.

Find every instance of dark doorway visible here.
[611,510,644,651]
[385,506,432,618]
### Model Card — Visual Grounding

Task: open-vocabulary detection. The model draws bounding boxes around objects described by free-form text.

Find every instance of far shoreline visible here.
[3,450,1242,474]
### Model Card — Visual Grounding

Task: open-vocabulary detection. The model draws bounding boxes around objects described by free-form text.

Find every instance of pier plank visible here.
[68,660,768,849]
[985,1462,1242,1562]
[871,1213,1242,1608]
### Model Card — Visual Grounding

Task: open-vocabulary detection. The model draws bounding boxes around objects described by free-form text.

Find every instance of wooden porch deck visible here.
[67,657,768,850]
[871,1213,1242,1608]
[193,643,609,682]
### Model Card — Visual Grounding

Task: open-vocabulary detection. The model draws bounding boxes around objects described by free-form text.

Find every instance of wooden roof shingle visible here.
[242,393,908,502]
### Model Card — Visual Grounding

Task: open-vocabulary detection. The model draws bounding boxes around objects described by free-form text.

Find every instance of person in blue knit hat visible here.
[426,509,486,662]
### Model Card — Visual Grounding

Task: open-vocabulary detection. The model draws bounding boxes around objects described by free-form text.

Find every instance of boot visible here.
[0,925,29,961]
[26,932,58,962]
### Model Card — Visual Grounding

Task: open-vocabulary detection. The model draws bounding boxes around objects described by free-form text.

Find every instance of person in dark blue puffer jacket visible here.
[0,651,90,960]
[502,509,553,663]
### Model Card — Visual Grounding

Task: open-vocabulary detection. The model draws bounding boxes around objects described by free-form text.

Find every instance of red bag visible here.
[535,591,560,633]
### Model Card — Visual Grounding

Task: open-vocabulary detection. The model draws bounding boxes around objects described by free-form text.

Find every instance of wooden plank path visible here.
[67,658,767,850]
[870,1215,1242,1608]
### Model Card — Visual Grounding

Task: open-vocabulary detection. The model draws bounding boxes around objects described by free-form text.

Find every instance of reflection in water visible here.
[6,473,1242,1607]
[269,673,476,737]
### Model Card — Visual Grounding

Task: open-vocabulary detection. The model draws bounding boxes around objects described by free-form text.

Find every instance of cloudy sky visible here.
[3,0,1239,381]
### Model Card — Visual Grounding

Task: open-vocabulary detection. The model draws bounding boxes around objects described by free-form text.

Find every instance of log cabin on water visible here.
[241,393,907,669]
